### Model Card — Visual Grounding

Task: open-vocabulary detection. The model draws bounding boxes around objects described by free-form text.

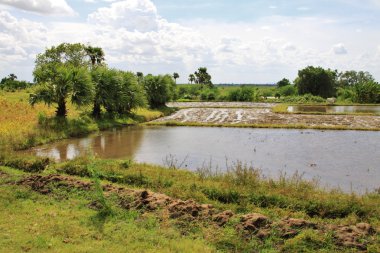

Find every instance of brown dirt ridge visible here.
[18,174,378,251]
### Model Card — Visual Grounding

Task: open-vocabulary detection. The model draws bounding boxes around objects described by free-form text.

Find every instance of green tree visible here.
[295,66,337,98]
[116,71,146,114]
[353,81,380,103]
[30,65,93,117]
[173,72,179,84]
[194,67,212,88]
[143,74,176,108]
[277,78,291,88]
[337,70,374,87]
[30,43,94,117]
[85,46,105,66]
[188,74,195,84]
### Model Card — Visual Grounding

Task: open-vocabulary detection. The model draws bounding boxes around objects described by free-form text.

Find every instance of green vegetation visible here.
[0,155,379,252]
[0,73,33,91]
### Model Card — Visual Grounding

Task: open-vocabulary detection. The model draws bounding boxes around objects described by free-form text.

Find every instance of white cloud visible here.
[88,0,159,32]
[0,0,76,16]
[333,43,348,55]
[1,0,380,83]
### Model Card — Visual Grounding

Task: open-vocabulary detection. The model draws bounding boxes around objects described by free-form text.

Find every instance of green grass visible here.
[1,157,379,252]
[0,168,215,253]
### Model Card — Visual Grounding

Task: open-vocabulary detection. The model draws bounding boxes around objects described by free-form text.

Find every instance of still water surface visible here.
[28,126,380,193]
[287,105,380,114]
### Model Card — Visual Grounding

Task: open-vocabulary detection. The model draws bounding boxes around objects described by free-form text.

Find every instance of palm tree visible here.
[173,72,179,84]
[85,46,105,66]
[30,65,93,117]
[188,74,195,84]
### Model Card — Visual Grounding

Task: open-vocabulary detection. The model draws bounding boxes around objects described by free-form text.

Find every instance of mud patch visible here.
[153,107,380,130]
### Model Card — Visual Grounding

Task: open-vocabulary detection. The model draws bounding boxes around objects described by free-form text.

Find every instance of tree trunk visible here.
[92,101,101,118]
[56,98,67,117]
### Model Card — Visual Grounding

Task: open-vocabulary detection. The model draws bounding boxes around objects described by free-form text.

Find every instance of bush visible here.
[279,94,325,103]
[227,86,258,102]
[278,85,297,97]
[353,81,380,103]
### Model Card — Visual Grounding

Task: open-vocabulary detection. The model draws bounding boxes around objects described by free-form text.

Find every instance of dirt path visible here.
[155,106,380,130]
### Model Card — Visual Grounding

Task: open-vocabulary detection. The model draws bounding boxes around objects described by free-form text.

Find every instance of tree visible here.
[337,71,374,88]
[30,43,94,117]
[116,71,146,114]
[295,66,337,98]
[85,46,105,66]
[30,65,93,117]
[136,72,144,85]
[194,67,212,88]
[353,81,380,103]
[143,74,176,108]
[277,78,291,88]
[173,72,179,84]
[188,74,195,84]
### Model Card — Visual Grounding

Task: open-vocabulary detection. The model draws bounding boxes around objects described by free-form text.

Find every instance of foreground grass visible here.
[0,168,214,253]
[1,157,379,252]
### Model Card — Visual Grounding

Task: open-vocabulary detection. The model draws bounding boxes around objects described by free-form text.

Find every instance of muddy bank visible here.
[153,107,380,130]
[17,173,377,250]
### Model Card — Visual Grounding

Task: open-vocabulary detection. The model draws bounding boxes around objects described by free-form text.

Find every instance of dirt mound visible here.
[213,210,235,226]
[278,218,318,239]
[328,223,375,250]
[18,174,92,194]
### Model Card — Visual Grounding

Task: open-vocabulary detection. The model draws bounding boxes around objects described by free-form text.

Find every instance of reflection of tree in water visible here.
[91,127,144,159]
[33,127,145,161]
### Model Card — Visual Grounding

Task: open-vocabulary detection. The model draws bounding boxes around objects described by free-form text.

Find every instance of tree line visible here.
[29,43,177,118]
[276,66,380,103]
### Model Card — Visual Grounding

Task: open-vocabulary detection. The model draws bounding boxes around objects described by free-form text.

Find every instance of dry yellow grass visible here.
[0,91,85,150]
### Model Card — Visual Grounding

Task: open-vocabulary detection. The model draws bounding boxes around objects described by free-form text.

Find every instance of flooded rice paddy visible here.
[287,105,380,114]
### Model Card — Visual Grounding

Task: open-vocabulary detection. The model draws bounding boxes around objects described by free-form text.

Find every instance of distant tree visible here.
[30,43,94,117]
[136,72,144,84]
[85,46,105,66]
[337,71,375,88]
[143,74,176,108]
[173,72,179,84]
[276,78,291,88]
[9,73,17,81]
[0,74,31,90]
[188,74,195,84]
[295,66,337,98]
[194,67,212,88]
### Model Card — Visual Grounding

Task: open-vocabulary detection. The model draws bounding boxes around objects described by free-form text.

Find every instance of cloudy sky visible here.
[0,0,380,83]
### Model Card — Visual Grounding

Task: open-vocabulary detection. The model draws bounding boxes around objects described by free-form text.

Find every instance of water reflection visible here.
[33,127,145,160]
[287,105,380,114]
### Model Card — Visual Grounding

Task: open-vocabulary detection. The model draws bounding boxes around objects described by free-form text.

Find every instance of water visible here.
[27,126,380,193]
[287,105,380,114]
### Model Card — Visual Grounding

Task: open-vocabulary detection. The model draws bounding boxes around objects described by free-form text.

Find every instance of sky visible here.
[0,0,380,84]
